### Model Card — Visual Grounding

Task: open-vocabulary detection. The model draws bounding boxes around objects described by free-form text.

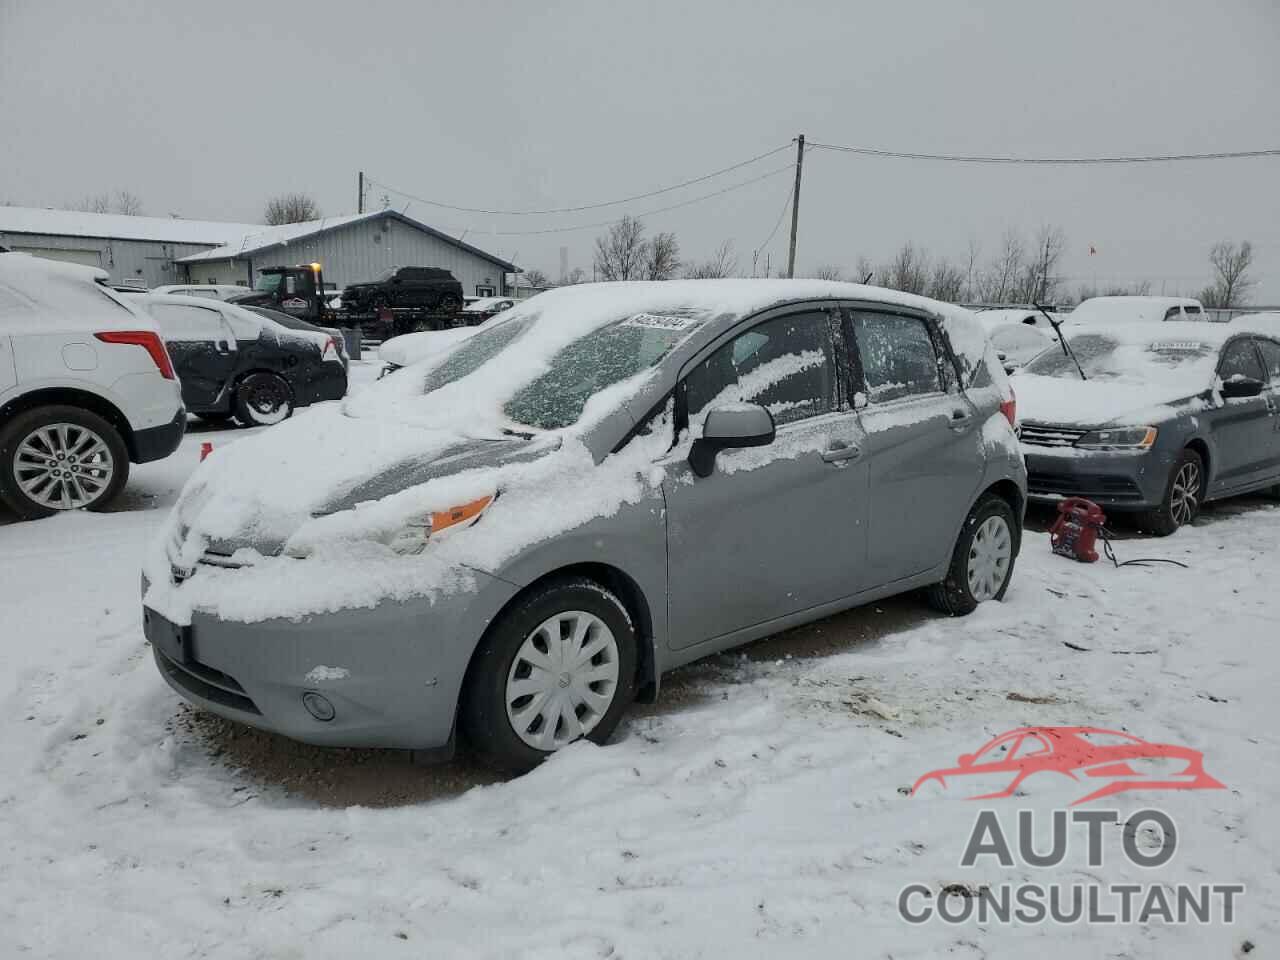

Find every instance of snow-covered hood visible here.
[379,327,476,368]
[1014,373,1205,427]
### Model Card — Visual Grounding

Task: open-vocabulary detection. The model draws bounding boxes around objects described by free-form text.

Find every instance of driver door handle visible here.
[821,440,862,464]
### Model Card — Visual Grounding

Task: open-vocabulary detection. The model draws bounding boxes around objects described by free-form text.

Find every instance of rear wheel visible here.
[1140,449,1202,536]
[233,372,294,427]
[927,494,1019,615]
[462,578,637,773]
[0,405,129,519]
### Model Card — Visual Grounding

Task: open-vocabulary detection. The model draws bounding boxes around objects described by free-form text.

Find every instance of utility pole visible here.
[785,134,805,279]
[358,171,365,214]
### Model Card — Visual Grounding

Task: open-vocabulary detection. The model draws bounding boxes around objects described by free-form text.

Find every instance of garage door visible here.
[11,246,102,269]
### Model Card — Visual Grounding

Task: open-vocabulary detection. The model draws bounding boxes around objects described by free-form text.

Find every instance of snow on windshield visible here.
[1022,332,1216,387]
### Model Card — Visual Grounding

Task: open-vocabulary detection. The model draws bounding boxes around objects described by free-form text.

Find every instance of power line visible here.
[459,163,796,237]
[809,141,1280,165]
[754,185,792,258]
[366,143,792,217]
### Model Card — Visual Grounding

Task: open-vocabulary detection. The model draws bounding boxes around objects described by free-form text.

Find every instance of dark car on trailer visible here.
[131,294,348,427]
[1015,322,1280,534]
[340,266,465,315]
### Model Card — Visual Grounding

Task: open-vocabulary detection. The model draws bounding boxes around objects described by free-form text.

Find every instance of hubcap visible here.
[12,423,114,510]
[1170,461,1200,527]
[505,610,620,751]
[967,515,1012,602]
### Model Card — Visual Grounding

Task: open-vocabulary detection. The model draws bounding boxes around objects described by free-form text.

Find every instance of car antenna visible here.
[1035,302,1087,380]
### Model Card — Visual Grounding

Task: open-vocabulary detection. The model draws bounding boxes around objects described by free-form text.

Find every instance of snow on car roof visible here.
[1070,296,1203,324]
[0,205,261,245]
[0,252,152,331]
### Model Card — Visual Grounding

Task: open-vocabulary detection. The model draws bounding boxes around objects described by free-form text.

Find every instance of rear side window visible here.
[1254,340,1280,383]
[850,312,943,403]
[1219,339,1265,382]
[684,311,835,426]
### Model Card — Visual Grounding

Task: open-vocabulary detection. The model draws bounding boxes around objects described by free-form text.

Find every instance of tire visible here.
[461,577,638,773]
[927,493,1019,616]
[0,405,129,519]
[1140,448,1202,536]
[232,372,294,428]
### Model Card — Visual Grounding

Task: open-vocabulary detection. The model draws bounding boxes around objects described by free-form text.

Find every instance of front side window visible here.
[1219,339,1265,383]
[684,311,835,427]
[851,312,943,403]
[254,273,281,294]
[1163,307,1183,321]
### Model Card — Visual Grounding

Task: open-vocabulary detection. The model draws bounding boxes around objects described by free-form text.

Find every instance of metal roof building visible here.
[0,207,518,296]
[177,210,518,296]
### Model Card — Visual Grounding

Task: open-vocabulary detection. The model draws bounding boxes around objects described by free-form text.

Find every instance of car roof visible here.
[1068,319,1272,348]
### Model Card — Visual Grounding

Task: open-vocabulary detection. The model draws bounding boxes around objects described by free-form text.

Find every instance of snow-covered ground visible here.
[1,358,1276,957]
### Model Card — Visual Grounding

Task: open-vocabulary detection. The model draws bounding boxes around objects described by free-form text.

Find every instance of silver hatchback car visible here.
[143,281,1026,771]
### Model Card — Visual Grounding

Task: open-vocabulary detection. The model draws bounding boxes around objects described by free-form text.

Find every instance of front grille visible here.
[1027,472,1143,500]
[1020,422,1088,447]
[155,646,261,715]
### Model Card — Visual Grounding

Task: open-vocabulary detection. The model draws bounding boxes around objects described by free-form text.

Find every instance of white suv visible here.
[0,253,185,519]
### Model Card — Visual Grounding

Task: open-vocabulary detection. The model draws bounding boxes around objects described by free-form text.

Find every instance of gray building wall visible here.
[225,218,511,294]
[0,232,221,288]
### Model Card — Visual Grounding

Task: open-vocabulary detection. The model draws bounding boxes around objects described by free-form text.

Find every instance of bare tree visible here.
[1015,225,1066,303]
[593,215,648,280]
[1075,280,1153,302]
[806,264,844,281]
[854,256,875,284]
[264,193,321,225]
[644,231,682,280]
[977,229,1026,303]
[1198,240,1254,308]
[962,236,982,302]
[521,268,550,289]
[683,240,739,279]
[113,190,144,216]
[927,259,965,302]
[881,243,930,294]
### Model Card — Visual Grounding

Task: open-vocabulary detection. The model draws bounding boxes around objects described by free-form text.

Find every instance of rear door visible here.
[148,302,239,410]
[848,308,984,584]
[1207,336,1274,492]
[663,306,870,649]
[1252,337,1280,482]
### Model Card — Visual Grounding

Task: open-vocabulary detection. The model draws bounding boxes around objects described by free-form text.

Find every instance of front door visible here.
[149,301,239,409]
[1207,337,1275,493]
[664,308,869,649]
[848,309,985,583]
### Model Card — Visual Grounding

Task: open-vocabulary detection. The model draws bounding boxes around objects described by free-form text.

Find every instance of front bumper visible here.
[130,410,186,464]
[144,575,517,749]
[1022,444,1173,510]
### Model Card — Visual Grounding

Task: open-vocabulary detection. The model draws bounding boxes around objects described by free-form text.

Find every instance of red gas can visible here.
[1048,497,1106,563]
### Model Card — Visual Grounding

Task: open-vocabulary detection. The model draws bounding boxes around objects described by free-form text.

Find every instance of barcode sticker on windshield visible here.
[1150,341,1208,352]
[622,313,699,331]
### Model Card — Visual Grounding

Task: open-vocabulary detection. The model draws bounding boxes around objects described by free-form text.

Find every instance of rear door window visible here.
[684,311,835,426]
[849,312,944,403]
[148,302,226,341]
[1255,339,1280,384]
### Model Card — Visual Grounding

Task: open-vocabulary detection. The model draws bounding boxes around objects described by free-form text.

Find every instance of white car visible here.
[378,325,483,375]
[151,284,250,302]
[1070,296,1206,325]
[0,253,185,518]
[975,310,1060,372]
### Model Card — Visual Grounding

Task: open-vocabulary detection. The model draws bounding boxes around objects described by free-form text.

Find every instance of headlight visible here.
[386,494,494,555]
[1075,426,1158,450]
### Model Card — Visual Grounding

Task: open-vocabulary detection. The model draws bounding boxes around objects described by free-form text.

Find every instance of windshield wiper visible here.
[1035,302,1087,381]
[500,427,536,440]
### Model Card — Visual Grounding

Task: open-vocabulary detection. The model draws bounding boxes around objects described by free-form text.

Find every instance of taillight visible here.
[322,336,341,362]
[999,389,1017,428]
[95,330,176,380]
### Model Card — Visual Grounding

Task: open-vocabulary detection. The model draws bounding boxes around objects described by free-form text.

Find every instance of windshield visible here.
[254,273,282,294]
[376,267,399,282]
[1022,333,1217,385]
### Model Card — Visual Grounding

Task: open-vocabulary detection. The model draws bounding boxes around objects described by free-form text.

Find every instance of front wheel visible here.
[461,578,637,773]
[0,405,129,519]
[927,494,1019,616]
[1140,449,1202,536]
[233,373,294,427]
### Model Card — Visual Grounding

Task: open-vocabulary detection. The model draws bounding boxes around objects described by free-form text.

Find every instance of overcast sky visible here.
[2,0,1277,299]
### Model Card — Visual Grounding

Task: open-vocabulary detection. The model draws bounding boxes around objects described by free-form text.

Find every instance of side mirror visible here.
[688,404,776,478]
[1222,376,1264,399]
